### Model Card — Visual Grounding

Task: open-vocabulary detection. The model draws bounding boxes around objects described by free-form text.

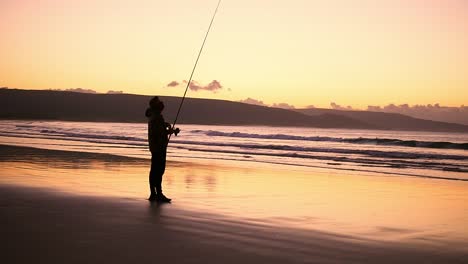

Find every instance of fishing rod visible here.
[168,0,222,141]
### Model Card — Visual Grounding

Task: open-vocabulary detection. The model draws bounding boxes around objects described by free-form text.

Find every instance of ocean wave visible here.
[39,129,146,142]
[191,130,468,150]
[174,145,468,174]
[171,140,468,161]
[3,127,467,161]
[15,125,36,128]
[2,122,467,178]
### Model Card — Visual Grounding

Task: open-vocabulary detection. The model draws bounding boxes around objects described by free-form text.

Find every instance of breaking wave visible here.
[191,130,468,150]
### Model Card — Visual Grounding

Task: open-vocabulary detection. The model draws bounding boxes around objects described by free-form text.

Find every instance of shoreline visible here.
[1,143,466,183]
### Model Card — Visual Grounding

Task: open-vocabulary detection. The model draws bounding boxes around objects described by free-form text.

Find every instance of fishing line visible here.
[169,0,222,141]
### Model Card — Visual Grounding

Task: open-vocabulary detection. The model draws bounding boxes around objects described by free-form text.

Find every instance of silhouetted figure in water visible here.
[146,96,179,202]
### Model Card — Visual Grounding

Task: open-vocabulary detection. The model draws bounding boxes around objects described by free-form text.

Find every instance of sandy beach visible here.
[1,145,467,263]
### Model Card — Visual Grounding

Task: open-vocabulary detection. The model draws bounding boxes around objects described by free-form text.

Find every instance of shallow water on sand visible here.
[1,145,467,248]
[1,120,467,181]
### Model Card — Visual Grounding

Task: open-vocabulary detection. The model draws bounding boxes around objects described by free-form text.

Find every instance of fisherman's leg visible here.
[148,155,158,200]
[155,158,166,194]
[156,154,170,202]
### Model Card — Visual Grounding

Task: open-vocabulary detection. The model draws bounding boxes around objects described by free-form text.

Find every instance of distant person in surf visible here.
[145,96,180,202]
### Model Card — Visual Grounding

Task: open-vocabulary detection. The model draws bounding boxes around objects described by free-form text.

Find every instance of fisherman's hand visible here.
[167,127,181,136]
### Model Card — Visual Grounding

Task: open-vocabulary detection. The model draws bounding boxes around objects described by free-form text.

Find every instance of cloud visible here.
[330,102,353,110]
[188,80,222,92]
[272,103,296,109]
[306,105,316,109]
[366,103,468,125]
[239,98,268,107]
[51,88,97,94]
[107,90,123,94]
[239,97,296,109]
[67,88,97,93]
[48,88,123,94]
[367,105,382,111]
[326,102,468,125]
[239,98,296,109]
[166,81,180,87]
[167,80,223,93]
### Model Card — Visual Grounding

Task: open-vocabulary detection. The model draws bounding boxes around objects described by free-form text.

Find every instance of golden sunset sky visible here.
[1,0,467,108]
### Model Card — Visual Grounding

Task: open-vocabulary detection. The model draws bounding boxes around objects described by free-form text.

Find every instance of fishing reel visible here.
[165,122,180,136]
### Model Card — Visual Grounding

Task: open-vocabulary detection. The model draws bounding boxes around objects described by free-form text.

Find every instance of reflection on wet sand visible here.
[1,144,468,248]
[5,185,466,264]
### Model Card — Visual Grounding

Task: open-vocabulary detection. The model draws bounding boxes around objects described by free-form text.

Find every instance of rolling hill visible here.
[1,89,467,132]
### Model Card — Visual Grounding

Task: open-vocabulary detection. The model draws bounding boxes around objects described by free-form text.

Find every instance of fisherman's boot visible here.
[157,193,171,203]
[148,193,158,202]
[148,187,157,202]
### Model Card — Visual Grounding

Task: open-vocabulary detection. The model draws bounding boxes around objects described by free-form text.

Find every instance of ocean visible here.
[0,120,467,181]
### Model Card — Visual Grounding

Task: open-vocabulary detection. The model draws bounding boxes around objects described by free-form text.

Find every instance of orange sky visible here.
[1,0,467,108]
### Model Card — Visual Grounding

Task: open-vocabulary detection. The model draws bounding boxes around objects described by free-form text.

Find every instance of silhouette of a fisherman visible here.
[145,96,179,202]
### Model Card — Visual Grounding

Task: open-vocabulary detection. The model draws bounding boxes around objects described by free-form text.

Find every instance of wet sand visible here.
[2,186,467,264]
[1,145,467,263]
